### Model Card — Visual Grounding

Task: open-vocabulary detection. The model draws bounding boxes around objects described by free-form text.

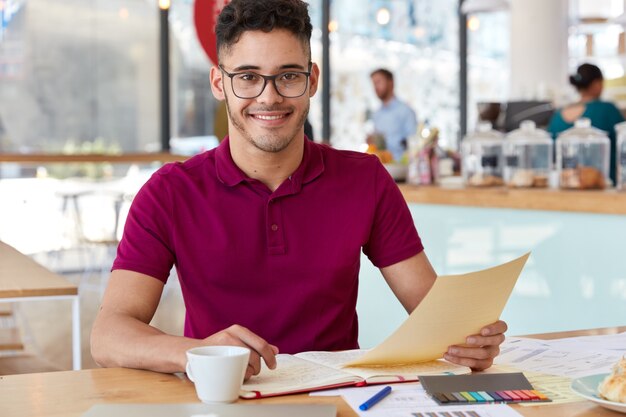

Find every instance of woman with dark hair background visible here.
[548,63,624,184]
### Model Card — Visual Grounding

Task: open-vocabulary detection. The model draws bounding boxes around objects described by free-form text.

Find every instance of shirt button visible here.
[271,224,279,231]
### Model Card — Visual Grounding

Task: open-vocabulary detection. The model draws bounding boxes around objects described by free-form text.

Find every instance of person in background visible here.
[548,63,625,184]
[91,0,507,380]
[370,68,418,161]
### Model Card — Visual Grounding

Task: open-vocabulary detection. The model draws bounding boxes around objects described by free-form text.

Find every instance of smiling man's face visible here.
[211,29,319,154]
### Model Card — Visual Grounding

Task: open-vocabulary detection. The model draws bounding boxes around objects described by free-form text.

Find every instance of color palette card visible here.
[419,372,551,405]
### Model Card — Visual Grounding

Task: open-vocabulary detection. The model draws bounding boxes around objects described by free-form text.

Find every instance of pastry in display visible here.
[509,170,534,188]
[560,168,580,189]
[578,166,605,189]
[507,170,549,188]
[560,166,605,189]
[531,175,548,188]
[598,356,626,403]
[468,173,504,187]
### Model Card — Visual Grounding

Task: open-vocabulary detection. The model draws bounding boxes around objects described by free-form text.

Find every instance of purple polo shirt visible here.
[113,137,423,354]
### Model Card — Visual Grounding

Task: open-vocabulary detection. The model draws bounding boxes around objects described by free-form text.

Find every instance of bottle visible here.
[406,133,421,186]
[616,121,626,191]
[417,147,432,184]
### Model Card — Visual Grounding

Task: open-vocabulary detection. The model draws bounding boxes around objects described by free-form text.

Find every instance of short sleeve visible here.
[363,160,424,268]
[112,168,176,282]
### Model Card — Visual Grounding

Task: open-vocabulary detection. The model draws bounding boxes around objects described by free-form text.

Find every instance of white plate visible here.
[570,373,626,414]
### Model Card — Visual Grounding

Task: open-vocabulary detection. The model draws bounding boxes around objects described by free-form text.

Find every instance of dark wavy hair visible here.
[570,63,603,91]
[370,68,394,81]
[216,0,312,61]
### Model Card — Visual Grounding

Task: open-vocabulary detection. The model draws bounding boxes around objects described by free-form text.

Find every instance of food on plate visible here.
[598,356,626,403]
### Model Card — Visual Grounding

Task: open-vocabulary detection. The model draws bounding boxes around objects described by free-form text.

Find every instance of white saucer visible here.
[570,373,626,414]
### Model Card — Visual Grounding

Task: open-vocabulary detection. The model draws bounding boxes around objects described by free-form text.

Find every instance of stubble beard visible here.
[224,94,309,153]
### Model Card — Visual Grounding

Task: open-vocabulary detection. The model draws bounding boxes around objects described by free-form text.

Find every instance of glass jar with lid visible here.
[461,122,504,187]
[616,121,626,191]
[503,120,553,188]
[556,118,610,190]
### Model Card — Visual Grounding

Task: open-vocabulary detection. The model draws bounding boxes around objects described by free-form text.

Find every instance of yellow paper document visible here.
[346,253,530,367]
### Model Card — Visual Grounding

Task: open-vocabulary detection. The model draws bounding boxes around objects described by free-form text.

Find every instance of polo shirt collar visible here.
[215,136,325,191]
[382,96,399,109]
[215,137,247,187]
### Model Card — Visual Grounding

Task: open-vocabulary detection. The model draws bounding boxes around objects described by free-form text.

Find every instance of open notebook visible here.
[240,349,470,398]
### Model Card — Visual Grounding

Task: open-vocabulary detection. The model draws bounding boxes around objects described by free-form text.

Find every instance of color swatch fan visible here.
[419,373,551,405]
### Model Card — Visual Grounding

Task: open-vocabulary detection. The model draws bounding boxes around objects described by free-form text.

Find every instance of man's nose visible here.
[256,80,284,104]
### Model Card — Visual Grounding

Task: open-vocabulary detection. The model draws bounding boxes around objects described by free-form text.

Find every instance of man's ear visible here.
[210,66,225,100]
[308,62,320,97]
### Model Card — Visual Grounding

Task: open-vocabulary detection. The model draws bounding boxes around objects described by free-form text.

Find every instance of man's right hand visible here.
[203,325,279,380]
[91,271,279,378]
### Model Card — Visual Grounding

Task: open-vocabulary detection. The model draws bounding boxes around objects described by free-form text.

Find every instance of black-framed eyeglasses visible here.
[219,63,312,99]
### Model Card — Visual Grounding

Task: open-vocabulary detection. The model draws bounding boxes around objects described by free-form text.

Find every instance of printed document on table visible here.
[495,337,623,378]
[338,383,524,417]
[347,253,530,366]
[492,365,583,406]
[541,331,626,353]
[520,371,582,406]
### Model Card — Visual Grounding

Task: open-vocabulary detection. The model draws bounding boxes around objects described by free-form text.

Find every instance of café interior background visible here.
[1,0,626,370]
[8,0,626,156]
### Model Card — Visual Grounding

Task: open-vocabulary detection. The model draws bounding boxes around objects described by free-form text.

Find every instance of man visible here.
[371,68,418,161]
[91,0,506,380]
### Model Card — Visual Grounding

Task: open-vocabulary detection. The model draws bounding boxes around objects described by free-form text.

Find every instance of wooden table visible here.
[0,241,80,370]
[2,327,624,417]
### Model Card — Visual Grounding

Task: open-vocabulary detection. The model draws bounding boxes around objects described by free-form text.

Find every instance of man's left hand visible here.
[443,320,508,371]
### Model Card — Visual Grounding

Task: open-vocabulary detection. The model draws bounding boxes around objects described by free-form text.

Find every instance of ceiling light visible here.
[376,8,391,26]
[159,0,170,10]
[467,16,480,31]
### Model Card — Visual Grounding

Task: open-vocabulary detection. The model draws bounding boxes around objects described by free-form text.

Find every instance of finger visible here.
[444,352,494,371]
[228,325,278,370]
[480,320,508,336]
[448,344,500,360]
[244,364,254,381]
[464,333,505,347]
[247,350,262,376]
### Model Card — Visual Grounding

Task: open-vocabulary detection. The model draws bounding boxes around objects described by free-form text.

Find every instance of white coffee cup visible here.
[185,345,251,403]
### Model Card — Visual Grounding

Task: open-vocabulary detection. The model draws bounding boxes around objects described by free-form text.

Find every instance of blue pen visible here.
[359,386,392,411]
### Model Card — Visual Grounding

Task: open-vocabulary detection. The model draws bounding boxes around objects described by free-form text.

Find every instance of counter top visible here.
[398,184,626,215]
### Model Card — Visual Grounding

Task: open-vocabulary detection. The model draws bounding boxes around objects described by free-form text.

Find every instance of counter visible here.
[358,184,626,349]
[398,184,626,215]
